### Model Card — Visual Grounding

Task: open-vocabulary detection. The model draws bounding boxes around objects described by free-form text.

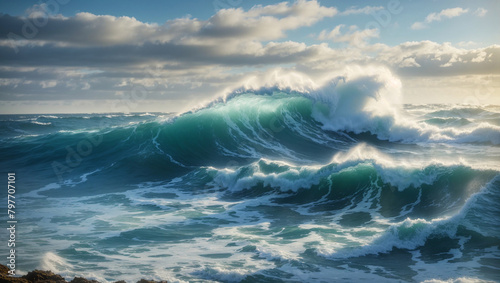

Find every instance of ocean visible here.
[1,78,500,282]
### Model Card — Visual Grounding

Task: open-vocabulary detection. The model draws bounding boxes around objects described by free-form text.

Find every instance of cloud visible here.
[1,35,498,105]
[410,22,427,30]
[318,25,379,46]
[317,25,343,40]
[474,7,487,17]
[0,0,339,71]
[425,7,469,22]
[0,0,336,47]
[411,7,468,30]
[294,40,500,80]
[369,41,500,76]
[0,1,499,112]
[0,1,340,107]
[339,6,384,16]
[457,41,479,48]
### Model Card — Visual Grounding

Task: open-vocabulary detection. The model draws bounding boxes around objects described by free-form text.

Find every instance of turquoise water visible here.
[1,89,499,282]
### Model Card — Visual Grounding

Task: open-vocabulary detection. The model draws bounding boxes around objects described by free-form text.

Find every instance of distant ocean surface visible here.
[1,83,500,282]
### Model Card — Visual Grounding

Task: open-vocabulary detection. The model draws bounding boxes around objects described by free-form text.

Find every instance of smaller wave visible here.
[318,174,500,259]
[211,144,494,194]
[426,106,497,119]
[423,118,471,127]
[318,216,455,259]
[446,123,500,145]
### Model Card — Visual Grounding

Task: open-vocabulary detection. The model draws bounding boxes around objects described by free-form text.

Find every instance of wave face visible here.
[1,73,500,282]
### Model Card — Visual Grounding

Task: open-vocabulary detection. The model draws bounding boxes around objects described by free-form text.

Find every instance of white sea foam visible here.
[40,252,74,273]
[151,128,188,167]
[62,168,102,187]
[420,278,496,283]
[31,121,52,125]
[22,182,61,198]
[40,252,108,282]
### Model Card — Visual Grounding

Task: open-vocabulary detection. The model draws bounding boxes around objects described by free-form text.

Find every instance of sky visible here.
[0,0,499,114]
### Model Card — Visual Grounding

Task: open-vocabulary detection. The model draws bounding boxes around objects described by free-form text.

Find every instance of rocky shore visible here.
[0,264,167,283]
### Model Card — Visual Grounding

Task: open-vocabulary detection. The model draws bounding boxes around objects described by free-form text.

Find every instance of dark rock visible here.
[0,264,29,283]
[0,275,30,283]
[0,265,169,283]
[22,269,66,282]
[70,278,99,283]
[0,264,9,275]
[136,280,167,283]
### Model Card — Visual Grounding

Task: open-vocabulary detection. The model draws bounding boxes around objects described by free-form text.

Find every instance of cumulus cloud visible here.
[0,0,341,72]
[411,7,468,30]
[457,41,479,48]
[318,25,379,46]
[369,41,500,76]
[410,22,427,30]
[0,1,339,106]
[294,40,500,80]
[0,0,336,47]
[474,7,487,17]
[317,25,343,41]
[425,7,469,22]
